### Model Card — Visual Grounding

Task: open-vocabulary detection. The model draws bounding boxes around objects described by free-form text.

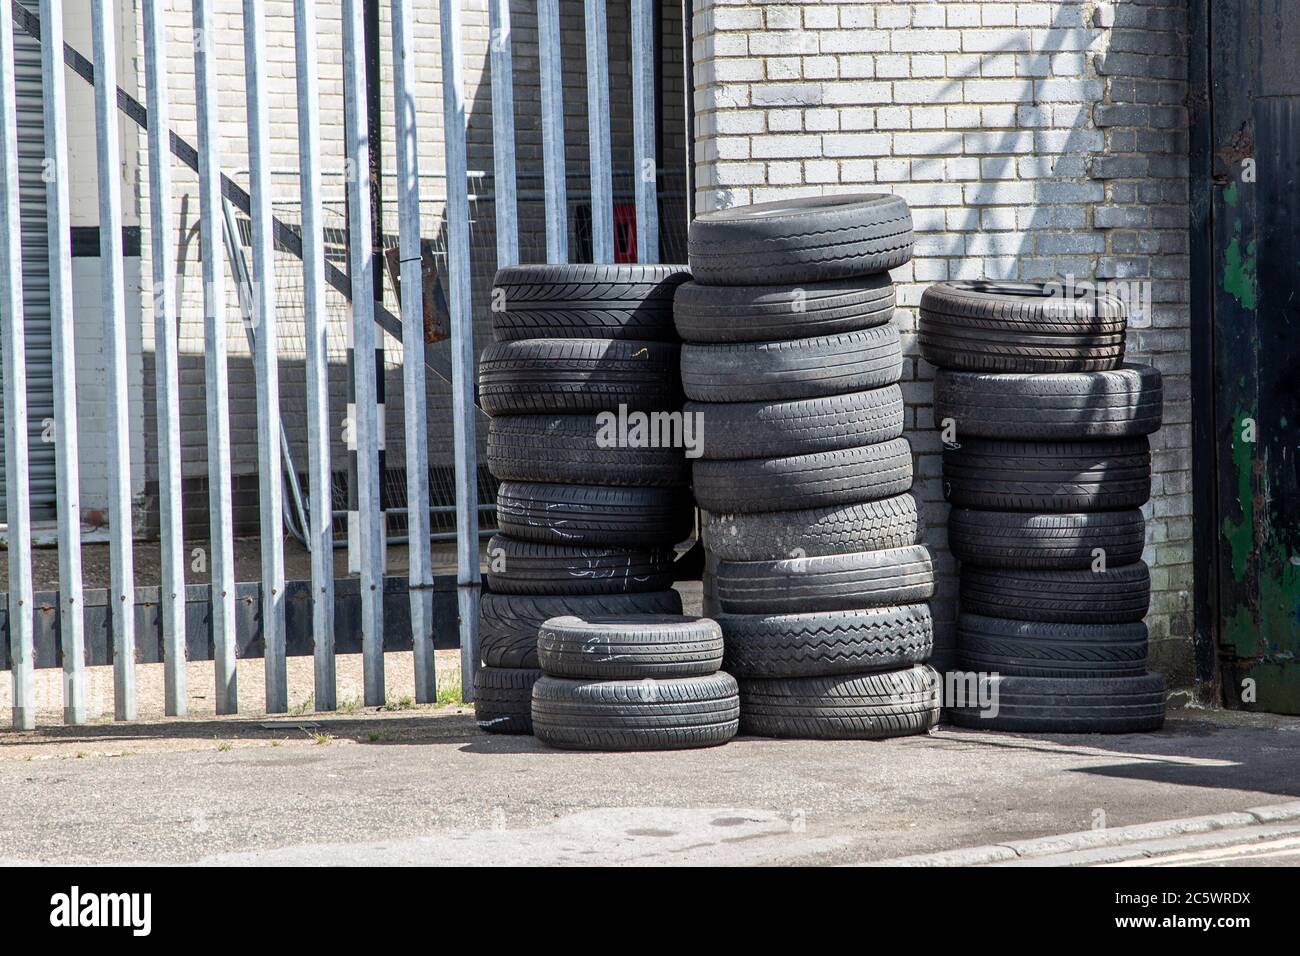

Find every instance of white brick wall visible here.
[691,0,1194,682]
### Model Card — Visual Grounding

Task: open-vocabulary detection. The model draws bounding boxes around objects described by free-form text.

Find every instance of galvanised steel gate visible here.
[0,0,668,728]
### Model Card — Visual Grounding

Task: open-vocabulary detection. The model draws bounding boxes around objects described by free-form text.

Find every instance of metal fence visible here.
[0,0,669,728]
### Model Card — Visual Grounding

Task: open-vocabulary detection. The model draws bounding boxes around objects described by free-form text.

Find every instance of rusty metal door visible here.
[1193,0,1300,713]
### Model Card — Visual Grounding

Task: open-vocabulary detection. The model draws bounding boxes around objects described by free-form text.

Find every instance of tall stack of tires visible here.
[678,194,942,740]
[474,264,694,734]
[920,280,1167,733]
[531,614,739,750]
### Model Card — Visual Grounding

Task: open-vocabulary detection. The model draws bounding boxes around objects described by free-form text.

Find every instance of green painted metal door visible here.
[1205,1,1300,713]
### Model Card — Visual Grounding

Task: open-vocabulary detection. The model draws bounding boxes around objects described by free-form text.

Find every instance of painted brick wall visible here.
[691,0,1194,685]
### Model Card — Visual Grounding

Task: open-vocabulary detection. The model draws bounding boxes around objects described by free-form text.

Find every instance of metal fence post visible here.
[0,0,33,730]
[584,0,613,263]
[392,0,435,702]
[488,0,518,267]
[292,0,336,712]
[91,0,137,721]
[38,0,87,726]
[343,0,385,706]
[192,0,239,715]
[242,0,288,713]
[441,0,480,700]
[142,0,187,717]
[631,0,659,263]
[538,0,567,263]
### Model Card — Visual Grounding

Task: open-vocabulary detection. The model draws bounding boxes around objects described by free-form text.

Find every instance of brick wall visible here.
[690,0,1194,686]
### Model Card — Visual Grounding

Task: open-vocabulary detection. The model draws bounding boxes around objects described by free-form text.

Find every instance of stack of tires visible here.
[920,280,1167,733]
[531,614,739,750]
[678,194,943,740]
[474,264,694,735]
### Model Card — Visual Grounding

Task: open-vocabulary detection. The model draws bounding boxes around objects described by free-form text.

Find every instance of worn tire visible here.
[942,437,1151,511]
[935,364,1163,440]
[693,438,913,514]
[956,613,1148,678]
[537,614,723,679]
[719,604,933,678]
[479,590,683,669]
[688,385,903,461]
[714,545,934,614]
[681,326,902,402]
[919,280,1127,372]
[487,415,689,487]
[474,667,543,735]
[948,508,1146,570]
[490,264,689,341]
[739,666,940,739]
[688,193,914,285]
[531,673,740,751]
[703,493,919,561]
[673,275,895,343]
[495,481,694,548]
[961,561,1151,624]
[486,534,675,596]
[947,672,1166,733]
[478,338,681,415]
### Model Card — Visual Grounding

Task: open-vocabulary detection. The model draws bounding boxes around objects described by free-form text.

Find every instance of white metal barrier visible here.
[0,0,663,728]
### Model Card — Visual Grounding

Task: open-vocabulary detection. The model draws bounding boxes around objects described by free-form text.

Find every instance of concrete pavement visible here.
[2,704,1298,865]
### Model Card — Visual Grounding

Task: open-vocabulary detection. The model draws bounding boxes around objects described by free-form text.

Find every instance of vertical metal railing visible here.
[91,0,137,721]
[538,0,567,263]
[38,0,85,726]
[441,0,479,700]
[488,0,518,267]
[0,1,33,730]
[293,0,337,713]
[192,0,239,716]
[392,0,436,703]
[243,0,288,713]
[631,0,659,263]
[584,0,613,264]
[343,0,386,707]
[142,0,187,717]
[1,0,672,725]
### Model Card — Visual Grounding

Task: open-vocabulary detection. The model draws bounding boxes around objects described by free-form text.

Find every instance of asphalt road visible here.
[2,706,1298,865]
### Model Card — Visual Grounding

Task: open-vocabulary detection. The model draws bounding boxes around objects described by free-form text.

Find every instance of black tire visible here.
[919,280,1127,372]
[961,561,1151,625]
[537,614,724,679]
[948,508,1146,570]
[956,613,1148,679]
[477,338,681,415]
[738,665,940,739]
[942,437,1151,512]
[490,264,689,341]
[474,667,542,735]
[713,545,934,614]
[486,415,689,487]
[719,603,933,678]
[673,275,895,343]
[947,672,1166,733]
[479,590,683,669]
[693,438,913,514]
[495,481,694,548]
[486,534,675,596]
[531,673,740,751]
[703,493,919,561]
[688,385,903,460]
[688,193,914,285]
[681,326,902,402]
[935,364,1163,440]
